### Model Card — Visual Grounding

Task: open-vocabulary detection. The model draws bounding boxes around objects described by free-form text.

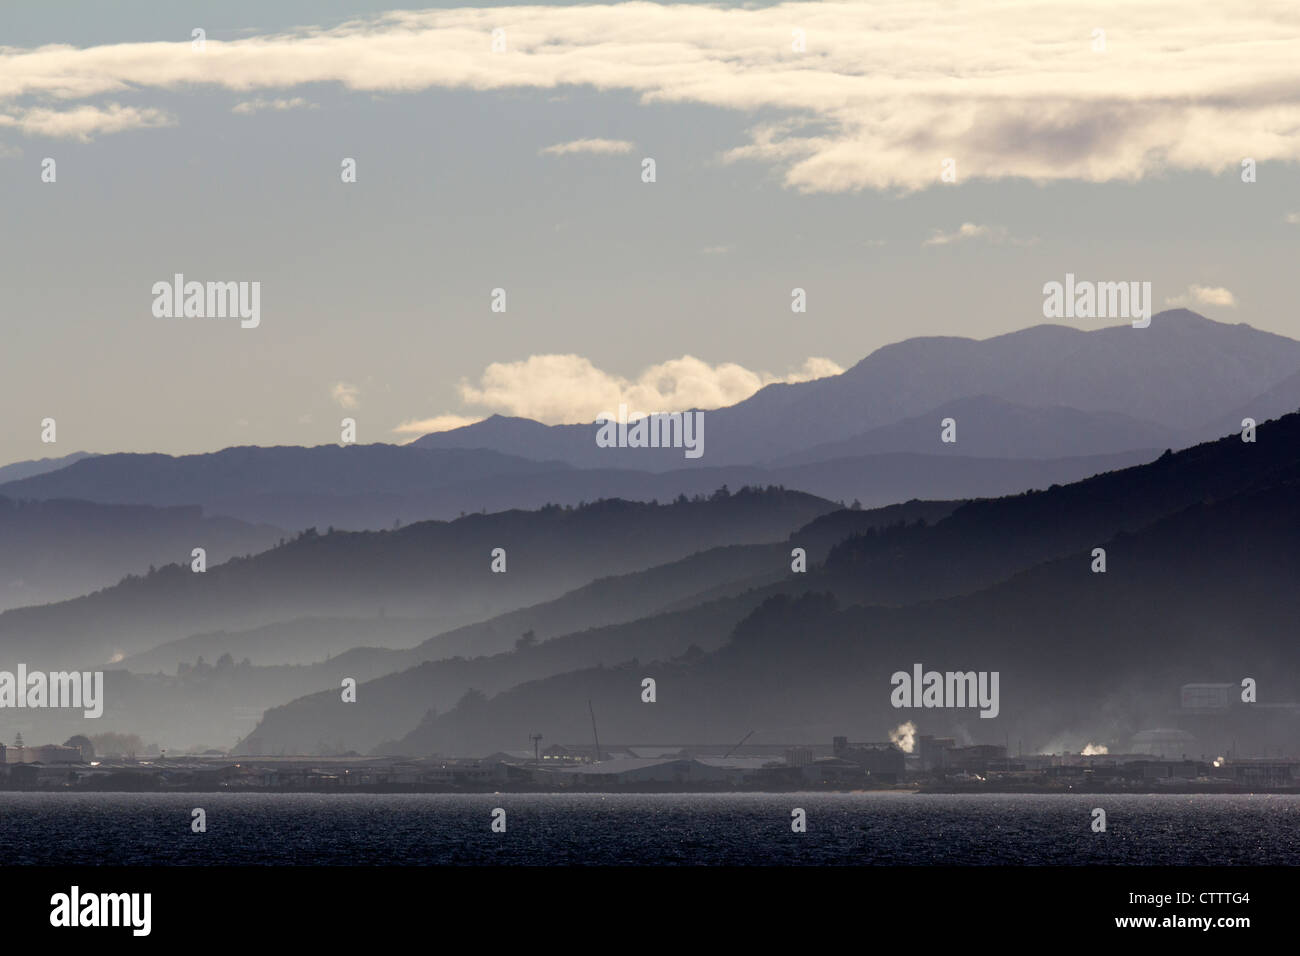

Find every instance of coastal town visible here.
[3,732,1296,793]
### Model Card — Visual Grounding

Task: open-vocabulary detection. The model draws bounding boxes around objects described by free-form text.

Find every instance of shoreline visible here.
[2,784,1297,796]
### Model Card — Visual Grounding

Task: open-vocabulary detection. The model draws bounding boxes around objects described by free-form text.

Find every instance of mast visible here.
[588,700,602,762]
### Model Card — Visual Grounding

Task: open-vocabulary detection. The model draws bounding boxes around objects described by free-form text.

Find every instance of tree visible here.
[64,735,94,761]
[90,733,145,757]
[456,688,488,711]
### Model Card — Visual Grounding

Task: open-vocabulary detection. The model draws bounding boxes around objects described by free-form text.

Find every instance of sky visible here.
[1,0,1298,465]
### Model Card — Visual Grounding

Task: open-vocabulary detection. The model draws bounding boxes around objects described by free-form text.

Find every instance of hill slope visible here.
[387,413,1300,755]
[0,486,834,668]
[0,495,282,611]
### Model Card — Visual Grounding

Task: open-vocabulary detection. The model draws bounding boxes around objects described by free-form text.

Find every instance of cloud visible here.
[1165,284,1237,308]
[392,414,484,438]
[0,4,1296,190]
[924,223,994,246]
[922,223,1039,246]
[409,353,843,426]
[539,137,634,156]
[330,382,361,409]
[0,103,172,141]
[232,96,315,114]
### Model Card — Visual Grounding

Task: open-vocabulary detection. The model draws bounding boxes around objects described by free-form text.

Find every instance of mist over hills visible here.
[4,312,1300,756]
[127,542,796,678]
[14,499,956,750]
[232,501,964,753]
[0,495,282,611]
[20,551,790,750]
[236,410,1300,756]
[304,412,1300,758]
[236,595,759,756]
[18,409,1298,755]
[0,486,833,669]
[3,488,839,747]
[119,615,438,672]
[393,437,1300,758]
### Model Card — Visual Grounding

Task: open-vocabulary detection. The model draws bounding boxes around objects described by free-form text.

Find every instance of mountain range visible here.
[237,408,1300,756]
[3,310,1299,756]
[389,413,1300,757]
[416,310,1300,467]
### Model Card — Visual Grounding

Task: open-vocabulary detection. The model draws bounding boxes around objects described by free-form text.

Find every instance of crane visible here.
[723,730,754,759]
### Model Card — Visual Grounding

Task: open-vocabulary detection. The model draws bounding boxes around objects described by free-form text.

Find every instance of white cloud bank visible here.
[331,382,361,409]
[394,353,843,434]
[0,102,171,140]
[393,413,485,437]
[922,223,1036,246]
[540,137,634,156]
[232,96,315,114]
[1165,285,1237,308]
[1,2,1298,190]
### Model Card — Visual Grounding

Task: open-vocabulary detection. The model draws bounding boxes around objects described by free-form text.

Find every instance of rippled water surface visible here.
[2,792,1296,865]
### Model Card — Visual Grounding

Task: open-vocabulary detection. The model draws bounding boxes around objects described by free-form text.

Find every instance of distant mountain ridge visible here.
[5,312,1289,534]
[0,451,96,483]
[0,443,567,530]
[0,495,282,611]
[417,311,1300,466]
[769,396,1177,464]
[0,439,1154,530]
